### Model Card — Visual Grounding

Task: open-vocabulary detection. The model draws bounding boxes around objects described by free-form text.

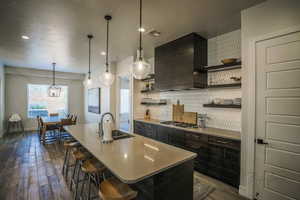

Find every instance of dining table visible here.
[42,115,66,126]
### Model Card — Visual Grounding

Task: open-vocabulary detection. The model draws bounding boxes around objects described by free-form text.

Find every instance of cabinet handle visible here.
[215,140,230,144]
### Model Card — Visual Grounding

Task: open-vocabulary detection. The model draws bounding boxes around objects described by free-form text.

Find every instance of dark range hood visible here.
[154,33,207,91]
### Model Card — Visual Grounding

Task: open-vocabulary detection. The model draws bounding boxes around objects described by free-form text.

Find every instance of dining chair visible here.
[39,118,58,144]
[72,116,78,125]
[37,116,43,140]
[59,118,74,141]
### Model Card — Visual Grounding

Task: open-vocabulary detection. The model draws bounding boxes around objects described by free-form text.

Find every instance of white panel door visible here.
[255,31,300,200]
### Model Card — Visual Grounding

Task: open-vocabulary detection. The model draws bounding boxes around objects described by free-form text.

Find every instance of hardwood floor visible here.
[0,132,246,200]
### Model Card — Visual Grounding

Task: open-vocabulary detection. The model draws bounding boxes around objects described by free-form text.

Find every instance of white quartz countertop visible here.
[65,123,196,184]
[135,119,241,141]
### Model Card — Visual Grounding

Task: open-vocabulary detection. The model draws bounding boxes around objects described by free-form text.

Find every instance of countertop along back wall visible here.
[5,66,85,131]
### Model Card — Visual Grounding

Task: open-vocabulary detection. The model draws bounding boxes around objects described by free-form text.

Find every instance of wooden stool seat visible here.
[99,177,137,200]
[81,159,106,173]
[72,150,88,161]
[64,141,80,148]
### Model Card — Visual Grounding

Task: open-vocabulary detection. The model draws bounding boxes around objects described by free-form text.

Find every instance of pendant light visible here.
[132,0,150,80]
[48,62,61,97]
[99,15,115,87]
[86,34,94,85]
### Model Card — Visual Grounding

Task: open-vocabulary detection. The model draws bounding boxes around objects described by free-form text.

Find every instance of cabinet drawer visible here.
[208,136,240,150]
[185,132,208,142]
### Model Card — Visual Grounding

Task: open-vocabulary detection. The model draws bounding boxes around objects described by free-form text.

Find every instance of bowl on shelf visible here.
[221,58,238,64]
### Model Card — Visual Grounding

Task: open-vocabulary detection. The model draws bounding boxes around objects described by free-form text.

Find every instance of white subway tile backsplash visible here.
[134,29,241,132]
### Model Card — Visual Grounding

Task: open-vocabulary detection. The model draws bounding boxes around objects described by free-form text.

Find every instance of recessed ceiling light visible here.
[148,30,161,37]
[138,27,145,32]
[21,35,30,40]
[101,51,106,56]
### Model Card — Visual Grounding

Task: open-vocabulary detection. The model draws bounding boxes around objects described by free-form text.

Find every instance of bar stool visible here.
[70,149,92,200]
[99,177,138,200]
[62,140,81,180]
[79,158,106,200]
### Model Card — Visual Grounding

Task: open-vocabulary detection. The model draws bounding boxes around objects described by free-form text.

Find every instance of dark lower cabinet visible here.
[156,126,170,144]
[134,121,157,139]
[133,120,241,188]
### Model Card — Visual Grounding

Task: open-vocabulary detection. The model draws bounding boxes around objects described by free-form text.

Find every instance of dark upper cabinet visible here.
[155,33,207,91]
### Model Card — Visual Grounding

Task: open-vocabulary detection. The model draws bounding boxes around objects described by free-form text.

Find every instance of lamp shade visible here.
[48,62,61,97]
[99,70,115,87]
[48,85,61,97]
[86,78,92,85]
[132,50,151,79]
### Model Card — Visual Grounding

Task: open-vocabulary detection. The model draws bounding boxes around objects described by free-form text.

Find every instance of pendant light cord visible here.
[106,18,109,72]
[139,0,143,60]
[88,35,93,79]
[52,62,56,86]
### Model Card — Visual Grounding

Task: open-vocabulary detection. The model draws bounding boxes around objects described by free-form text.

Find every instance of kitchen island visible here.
[65,123,197,200]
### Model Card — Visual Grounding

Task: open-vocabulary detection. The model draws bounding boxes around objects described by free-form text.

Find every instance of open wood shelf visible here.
[207,83,241,88]
[140,89,158,93]
[141,102,167,106]
[203,104,241,109]
[141,74,155,82]
[205,61,242,72]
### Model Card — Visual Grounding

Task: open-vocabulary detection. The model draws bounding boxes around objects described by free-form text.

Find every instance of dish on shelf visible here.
[221,58,238,64]
[233,98,242,105]
[212,98,234,105]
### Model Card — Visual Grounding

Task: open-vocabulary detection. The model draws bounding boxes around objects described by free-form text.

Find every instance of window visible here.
[27,84,68,118]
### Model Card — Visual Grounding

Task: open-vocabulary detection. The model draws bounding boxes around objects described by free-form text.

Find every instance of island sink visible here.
[112,130,135,140]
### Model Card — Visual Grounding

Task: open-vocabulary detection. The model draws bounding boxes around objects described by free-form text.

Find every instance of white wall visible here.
[5,66,85,131]
[115,56,134,131]
[0,63,5,137]
[84,63,116,123]
[241,0,300,198]
[134,30,242,132]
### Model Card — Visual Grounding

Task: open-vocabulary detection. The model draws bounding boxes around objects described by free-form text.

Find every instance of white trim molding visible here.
[243,24,300,199]
[5,66,85,80]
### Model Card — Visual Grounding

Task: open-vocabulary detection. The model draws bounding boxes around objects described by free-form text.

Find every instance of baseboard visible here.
[24,127,37,132]
[239,185,252,199]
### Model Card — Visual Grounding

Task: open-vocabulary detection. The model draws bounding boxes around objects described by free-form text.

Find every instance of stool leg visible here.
[74,162,82,200]
[62,148,69,175]
[70,160,79,190]
[87,173,92,200]
[80,173,88,199]
[65,151,71,182]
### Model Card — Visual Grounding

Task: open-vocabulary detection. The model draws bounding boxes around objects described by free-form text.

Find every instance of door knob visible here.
[256,138,268,145]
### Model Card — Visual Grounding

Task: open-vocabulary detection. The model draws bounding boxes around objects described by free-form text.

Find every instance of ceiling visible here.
[0,0,265,73]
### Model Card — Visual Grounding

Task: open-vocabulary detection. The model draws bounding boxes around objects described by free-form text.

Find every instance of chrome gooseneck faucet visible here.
[99,112,115,137]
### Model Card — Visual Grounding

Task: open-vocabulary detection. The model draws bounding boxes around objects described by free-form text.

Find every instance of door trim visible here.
[243,24,300,199]
[115,74,134,132]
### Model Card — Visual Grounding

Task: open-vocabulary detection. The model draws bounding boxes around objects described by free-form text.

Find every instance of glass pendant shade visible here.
[86,78,92,85]
[48,62,61,97]
[99,70,115,87]
[132,0,150,80]
[132,50,151,79]
[48,85,61,97]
